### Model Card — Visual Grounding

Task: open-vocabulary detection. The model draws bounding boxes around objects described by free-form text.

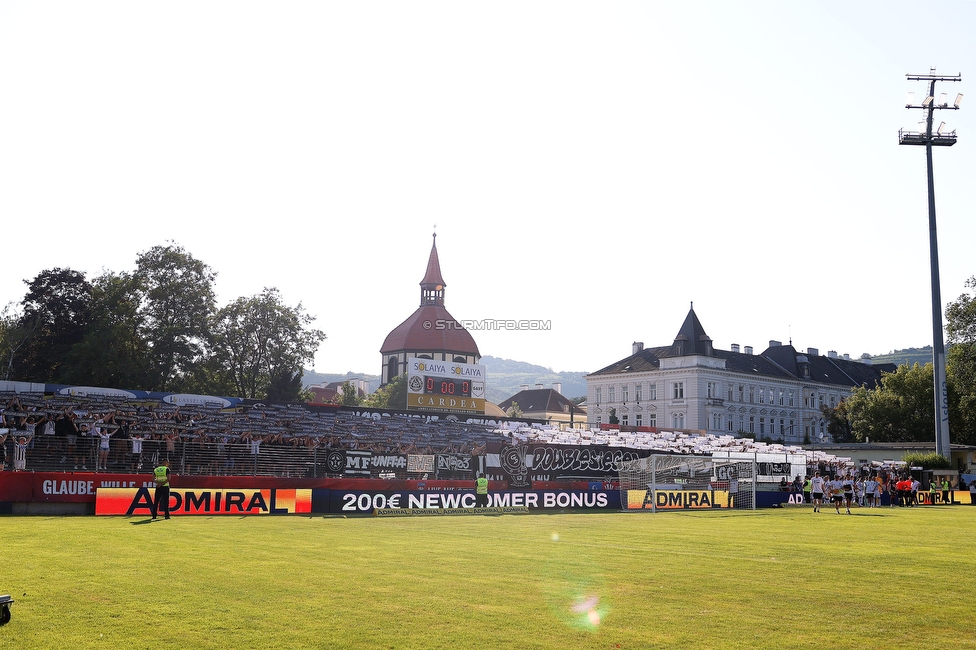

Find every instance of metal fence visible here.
[4,436,340,479]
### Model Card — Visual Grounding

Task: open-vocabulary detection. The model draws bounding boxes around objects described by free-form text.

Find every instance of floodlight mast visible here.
[898,69,962,460]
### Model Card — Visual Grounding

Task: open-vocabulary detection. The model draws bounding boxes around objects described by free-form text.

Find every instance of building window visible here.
[738,385,744,402]
[648,384,657,400]
[707,382,717,399]
[648,413,657,428]
[788,391,795,407]
[749,416,755,433]
[749,386,755,403]
[728,385,734,401]
[759,417,765,434]
[608,386,615,403]
[595,388,602,404]
[635,383,643,402]
[636,413,643,427]
[672,412,685,429]
[622,385,629,403]
[621,415,629,427]
[711,413,722,430]
[759,388,765,405]
[672,382,684,399]
[728,418,734,432]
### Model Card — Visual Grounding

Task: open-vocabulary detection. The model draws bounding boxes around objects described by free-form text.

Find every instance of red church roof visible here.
[379,304,480,356]
[420,234,446,288]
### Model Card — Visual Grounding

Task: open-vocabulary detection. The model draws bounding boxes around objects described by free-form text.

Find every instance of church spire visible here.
[420,232,446,306]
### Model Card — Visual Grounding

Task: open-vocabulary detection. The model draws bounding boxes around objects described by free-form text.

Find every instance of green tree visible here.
[209,287,325,400]
[135,243,217,391]
[820,399,854,443]
[60,271,150,388]
[902,451,952,470]
[846,363,935,442]
[14,268,93,382]
[363,374,407,409]
[505,401,523,418]
[946,276,976,444]
[338,380,362,406]
[0,303,38,381]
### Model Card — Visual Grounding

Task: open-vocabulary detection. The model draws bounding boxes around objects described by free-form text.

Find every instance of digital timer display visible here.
[424,376,471,397]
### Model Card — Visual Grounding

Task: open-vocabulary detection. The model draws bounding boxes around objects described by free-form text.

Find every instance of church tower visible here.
[379,234,481,385]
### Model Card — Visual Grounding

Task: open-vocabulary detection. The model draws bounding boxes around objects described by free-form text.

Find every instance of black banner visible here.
[490,443,646,486]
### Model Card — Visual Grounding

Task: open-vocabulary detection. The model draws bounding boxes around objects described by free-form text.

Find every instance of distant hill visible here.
[303,349,931,404]
[868,347,933,368]
[302,356,589,405]
[478,356,588,404]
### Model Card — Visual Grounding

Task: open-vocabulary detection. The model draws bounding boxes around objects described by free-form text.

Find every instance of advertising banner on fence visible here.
[329,489,620,514]
[624,489,728,510]
[95,488,313,516]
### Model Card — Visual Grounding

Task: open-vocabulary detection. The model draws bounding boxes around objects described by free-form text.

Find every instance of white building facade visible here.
[585,307,893,445]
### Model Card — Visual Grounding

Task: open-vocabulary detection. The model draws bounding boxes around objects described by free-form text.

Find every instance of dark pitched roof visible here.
[420,234,445,288]
[497,389,584,415]
[672,305,713,356]
[587,307,890,389]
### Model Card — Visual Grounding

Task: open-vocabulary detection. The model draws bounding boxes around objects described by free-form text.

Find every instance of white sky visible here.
[2,1,974,377]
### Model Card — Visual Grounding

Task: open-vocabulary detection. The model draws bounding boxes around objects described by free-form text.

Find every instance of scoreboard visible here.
[406,359,486,414]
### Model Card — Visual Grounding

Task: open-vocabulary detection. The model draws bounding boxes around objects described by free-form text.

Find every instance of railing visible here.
[5,437,366,479]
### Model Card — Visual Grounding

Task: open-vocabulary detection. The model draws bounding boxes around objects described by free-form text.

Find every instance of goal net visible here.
[618,454,756,511]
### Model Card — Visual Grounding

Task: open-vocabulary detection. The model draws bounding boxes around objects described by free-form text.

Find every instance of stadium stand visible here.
[1,390,850,481]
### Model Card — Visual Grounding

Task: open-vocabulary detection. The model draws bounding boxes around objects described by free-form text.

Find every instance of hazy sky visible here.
[2,1,974,379]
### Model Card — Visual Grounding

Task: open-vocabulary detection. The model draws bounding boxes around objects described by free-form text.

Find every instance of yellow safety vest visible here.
[154,466,169,487]
[476,477,488,495]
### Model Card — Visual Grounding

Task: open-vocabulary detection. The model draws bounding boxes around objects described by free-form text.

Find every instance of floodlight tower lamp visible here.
[897,69,962,460]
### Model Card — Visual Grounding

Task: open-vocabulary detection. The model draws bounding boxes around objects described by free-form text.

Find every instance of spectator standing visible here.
[942,477,951,505]
[152,459,171,520]
[475,472,489,508]
[12,433,33,471]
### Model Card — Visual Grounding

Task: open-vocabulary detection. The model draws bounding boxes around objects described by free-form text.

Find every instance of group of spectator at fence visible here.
[1,392,503,478]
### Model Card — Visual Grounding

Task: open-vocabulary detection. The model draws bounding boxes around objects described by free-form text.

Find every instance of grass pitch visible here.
[2,505,975,649]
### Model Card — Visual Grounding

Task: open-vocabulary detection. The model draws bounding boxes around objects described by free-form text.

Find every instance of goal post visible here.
[618,454,756,512]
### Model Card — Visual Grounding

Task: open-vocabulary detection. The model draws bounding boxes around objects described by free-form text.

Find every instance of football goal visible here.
[618,454,756,511]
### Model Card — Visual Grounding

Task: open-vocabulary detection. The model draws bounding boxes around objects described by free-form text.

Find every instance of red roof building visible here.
[379,234,481,385]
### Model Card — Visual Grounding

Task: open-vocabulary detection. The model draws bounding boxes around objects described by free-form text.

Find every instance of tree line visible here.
[821,275,976,447]
[0,242,325,402]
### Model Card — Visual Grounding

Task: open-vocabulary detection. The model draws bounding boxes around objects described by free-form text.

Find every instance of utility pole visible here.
[898,68,962,459]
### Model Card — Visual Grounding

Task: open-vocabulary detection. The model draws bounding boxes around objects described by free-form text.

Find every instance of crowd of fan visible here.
[0,392,504,476]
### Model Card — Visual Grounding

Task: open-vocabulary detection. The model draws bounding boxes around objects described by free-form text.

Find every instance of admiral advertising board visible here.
[406,359,486,415]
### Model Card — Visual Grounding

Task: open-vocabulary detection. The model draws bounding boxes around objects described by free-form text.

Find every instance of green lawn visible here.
[2,506,975,649]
